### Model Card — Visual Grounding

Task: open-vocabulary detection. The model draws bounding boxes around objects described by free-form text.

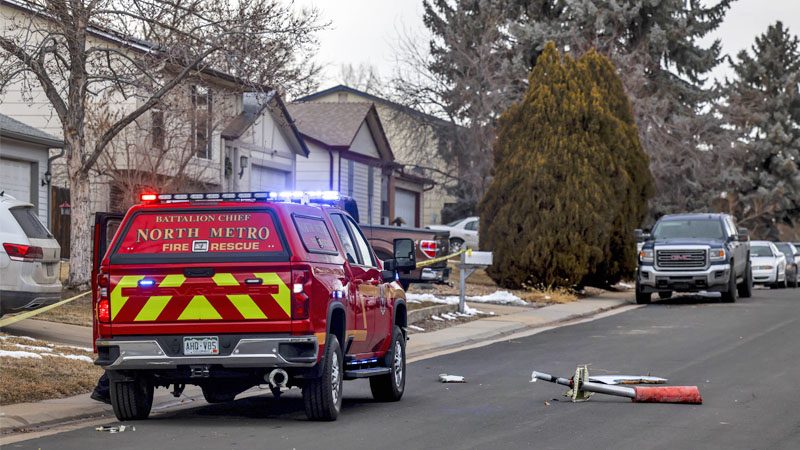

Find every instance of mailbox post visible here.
[457,250,493,313]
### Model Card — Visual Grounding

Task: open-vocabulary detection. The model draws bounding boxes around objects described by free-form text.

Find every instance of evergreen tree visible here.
[480,43,651,288]
[722,22,800,239]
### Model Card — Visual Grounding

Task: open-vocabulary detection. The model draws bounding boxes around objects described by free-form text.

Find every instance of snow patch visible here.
[430,315,444,322]
[0,335,37,342]
[53,354,94,363]
[13,343,54,353]
[406,290,526,306]
[0,350,43,359]
[408,325,425,332]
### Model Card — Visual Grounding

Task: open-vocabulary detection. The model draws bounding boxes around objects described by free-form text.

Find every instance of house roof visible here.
[221,92,309,157]
[295,84,453,128]
[286,102,374,147]
[0,113,63,148]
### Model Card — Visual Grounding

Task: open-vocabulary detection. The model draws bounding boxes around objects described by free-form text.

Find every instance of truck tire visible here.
[370,325,406,402]
[303,334,342,421]
[738,261,753,298]
[110,376,154,421]
[658,291,673,300]
[635,280,651,304]
[720,270,738,303]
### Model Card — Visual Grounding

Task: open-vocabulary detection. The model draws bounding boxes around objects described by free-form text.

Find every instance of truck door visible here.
[92,212,123,346]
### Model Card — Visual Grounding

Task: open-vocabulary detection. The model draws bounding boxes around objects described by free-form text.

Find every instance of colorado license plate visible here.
[183,336,219,355]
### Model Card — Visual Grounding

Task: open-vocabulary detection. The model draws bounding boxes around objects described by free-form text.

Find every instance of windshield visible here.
[751,245,774,257]
[445,219,463,227]
[651,220,724,240]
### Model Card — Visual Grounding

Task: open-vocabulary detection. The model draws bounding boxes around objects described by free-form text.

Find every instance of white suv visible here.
[0,193,62,316]
[427,216,479,252]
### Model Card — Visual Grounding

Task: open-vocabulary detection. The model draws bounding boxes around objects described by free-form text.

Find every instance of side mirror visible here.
[737,227,749,242]
[393,238,416,273]
[381,270,396,283]
[634,229,650,243]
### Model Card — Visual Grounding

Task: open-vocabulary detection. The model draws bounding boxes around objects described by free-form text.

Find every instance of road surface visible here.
[11,286,800,449]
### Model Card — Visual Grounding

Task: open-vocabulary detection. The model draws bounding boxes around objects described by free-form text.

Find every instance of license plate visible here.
[183,336,219,355]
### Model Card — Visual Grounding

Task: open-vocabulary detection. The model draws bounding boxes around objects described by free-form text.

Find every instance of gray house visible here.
[0,113,63,227]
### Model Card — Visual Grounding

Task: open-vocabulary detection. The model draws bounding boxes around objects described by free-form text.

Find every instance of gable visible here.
[349,122,380,159]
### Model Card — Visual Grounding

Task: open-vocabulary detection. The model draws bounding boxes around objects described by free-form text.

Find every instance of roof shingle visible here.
[286,102,373,147]
[0,113,63,147]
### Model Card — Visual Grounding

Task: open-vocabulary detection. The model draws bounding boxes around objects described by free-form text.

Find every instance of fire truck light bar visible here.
[139,191,341,204]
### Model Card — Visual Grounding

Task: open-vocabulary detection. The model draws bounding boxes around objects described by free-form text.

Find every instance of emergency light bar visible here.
[139,190,341,205]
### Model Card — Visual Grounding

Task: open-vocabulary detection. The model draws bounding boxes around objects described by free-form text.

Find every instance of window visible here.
[293,215,337,254]
[191,85,212,159]
[151,109,164,150]
[346,216,375,267]
[331,214,358,264]
[464,220,479,231]
[10,206,50,239]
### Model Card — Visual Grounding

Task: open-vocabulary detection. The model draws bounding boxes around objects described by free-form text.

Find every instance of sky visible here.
[296,0,800,91]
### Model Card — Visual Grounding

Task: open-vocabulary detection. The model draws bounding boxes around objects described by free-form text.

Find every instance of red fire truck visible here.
[92,191,415,421]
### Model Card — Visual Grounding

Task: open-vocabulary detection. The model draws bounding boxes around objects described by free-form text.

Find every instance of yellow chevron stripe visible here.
[227,294,268,319]
[178,295,222,320]
[160,274,185,287]
[212,273,238,286]
[111,275,144,321]
[253,273,290,317]
[134,296,171,321]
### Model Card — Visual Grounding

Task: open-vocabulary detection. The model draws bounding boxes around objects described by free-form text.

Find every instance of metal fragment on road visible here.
[96,425,135,433]
[439,374,466,383]
[589,375,668,385]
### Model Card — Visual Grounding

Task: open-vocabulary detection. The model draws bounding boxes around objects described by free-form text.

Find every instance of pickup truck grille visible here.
[656,249,707,269]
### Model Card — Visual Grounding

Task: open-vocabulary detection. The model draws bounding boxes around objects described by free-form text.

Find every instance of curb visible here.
[407,300,632,360]
[408,303,457,324]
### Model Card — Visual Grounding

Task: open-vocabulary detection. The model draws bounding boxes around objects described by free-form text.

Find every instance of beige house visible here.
[297,85,457,226]
[287,102,430,227]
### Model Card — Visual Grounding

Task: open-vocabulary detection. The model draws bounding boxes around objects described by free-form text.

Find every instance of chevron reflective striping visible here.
[253,272,291,317]
[178,295,222,320]
[212,273,238,286]
[111,275,144,321]
[134,295,171,321]
[227,294,268,319]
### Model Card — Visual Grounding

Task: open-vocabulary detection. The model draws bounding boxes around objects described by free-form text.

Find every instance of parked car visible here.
[0,193,62,316]
[750,241,787,289]
[427,216,479,252]
[774,242,799,288]
[634,213,751,304]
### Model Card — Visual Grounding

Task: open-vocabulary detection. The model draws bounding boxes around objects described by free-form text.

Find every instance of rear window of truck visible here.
[109,208,289,263]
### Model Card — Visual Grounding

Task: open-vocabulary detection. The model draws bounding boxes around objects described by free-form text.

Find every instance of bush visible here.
[479,43,653,288]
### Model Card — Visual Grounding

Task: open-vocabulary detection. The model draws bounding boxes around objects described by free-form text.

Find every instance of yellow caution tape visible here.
[0,290,91,328]
[415,248,467,268]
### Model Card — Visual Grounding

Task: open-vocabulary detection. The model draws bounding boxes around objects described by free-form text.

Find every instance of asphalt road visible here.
[10,286,800,450]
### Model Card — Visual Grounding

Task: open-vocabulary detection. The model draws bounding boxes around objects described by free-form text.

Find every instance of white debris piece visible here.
[0,350,43,359]
[439,374,466,383]
[430,315,445,322]
[408,325,425,332]
[589,375,667,385]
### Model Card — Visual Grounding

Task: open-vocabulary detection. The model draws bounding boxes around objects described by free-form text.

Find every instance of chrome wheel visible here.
[393,340,404,387]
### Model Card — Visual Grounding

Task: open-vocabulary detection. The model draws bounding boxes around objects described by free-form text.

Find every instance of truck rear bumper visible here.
[638,264,731,293]
[95,335,319,370]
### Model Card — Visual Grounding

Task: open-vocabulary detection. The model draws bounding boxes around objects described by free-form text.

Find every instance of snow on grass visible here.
[13,343,54,353]
[50,354,94,363]
[0,350,43,359]
[406,290,526,306]
[408,325,425,332]
[430,315,445,322]
[0,335,37,342]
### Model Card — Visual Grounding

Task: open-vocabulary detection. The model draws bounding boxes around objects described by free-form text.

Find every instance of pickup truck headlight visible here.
[639,249,654,263]
[754,265,774,270]
[709,248,726,261]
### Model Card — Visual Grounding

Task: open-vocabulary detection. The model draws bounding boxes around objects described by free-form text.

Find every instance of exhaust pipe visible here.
[266,368,288,388]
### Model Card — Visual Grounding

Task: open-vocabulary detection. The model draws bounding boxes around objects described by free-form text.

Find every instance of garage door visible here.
[250,165,290,191]
[0,158,32,203]
[394,188,418,228]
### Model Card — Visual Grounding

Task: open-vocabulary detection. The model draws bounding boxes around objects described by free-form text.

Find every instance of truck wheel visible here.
[110,376,154,421]
[658,291,673,300]
[370,325,406,402]
[721,270,738,303]
[635,280,651,304]
[737,261,753,298]
[303,334,342,421]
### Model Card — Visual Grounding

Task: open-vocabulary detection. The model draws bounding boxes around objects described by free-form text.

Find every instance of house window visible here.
[191,85,212,159]
[151,109,164,150]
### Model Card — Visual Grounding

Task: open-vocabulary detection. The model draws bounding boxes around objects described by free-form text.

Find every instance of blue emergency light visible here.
[140,191,341,205]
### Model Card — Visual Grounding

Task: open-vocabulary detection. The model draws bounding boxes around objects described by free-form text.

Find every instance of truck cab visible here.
[635,213,752,304]
[92,191,414,421]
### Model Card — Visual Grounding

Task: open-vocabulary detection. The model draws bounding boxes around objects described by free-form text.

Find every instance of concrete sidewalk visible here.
[0,292,633,434]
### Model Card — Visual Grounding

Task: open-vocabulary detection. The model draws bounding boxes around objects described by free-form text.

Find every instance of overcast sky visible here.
[297,0,800,90]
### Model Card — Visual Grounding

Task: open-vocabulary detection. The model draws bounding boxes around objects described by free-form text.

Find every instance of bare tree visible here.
[0,0,324,287]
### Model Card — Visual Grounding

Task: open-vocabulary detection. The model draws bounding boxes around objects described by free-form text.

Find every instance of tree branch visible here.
[0,36,68,120]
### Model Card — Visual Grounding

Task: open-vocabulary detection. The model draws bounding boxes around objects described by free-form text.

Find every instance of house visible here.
[0,113,63,227]
[287,102,430,227]
[0,0,308,252]
[296,85,458,226]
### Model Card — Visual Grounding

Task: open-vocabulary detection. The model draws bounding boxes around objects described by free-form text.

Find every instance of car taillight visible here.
[97,271,110,323]
[3,243,44,262]
[291,269,310,320]
[420,240,437,258]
